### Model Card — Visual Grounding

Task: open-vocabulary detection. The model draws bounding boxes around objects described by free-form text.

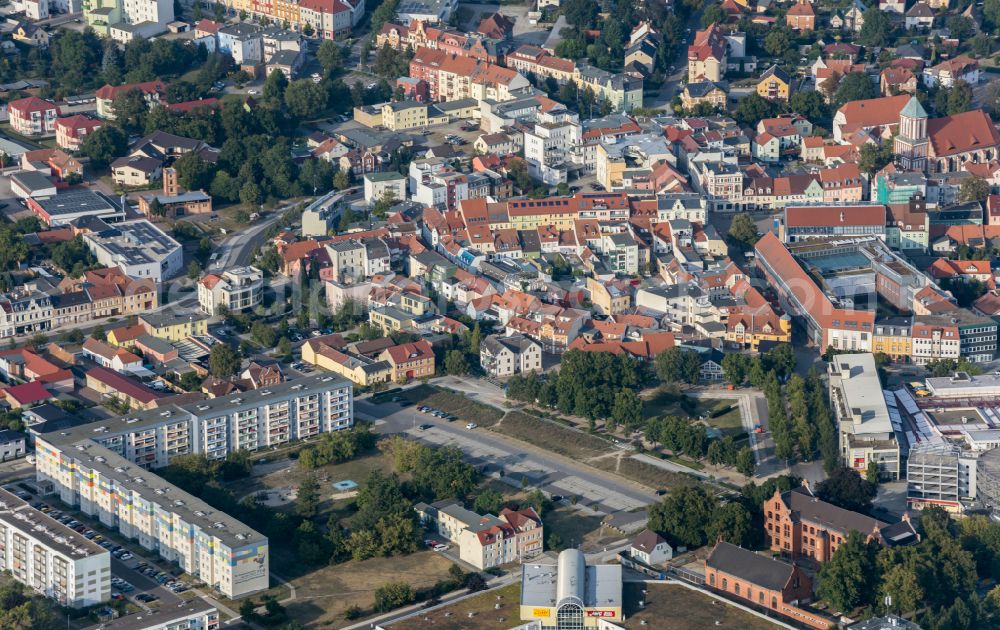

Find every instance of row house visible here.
[409,47,529,103]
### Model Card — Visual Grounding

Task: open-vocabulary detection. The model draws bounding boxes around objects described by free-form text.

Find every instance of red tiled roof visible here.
[2,380,52,405]
[9,96,57,114]
[86,366,163,404]
[383,339,434,364]
[927,110,1000,158]
[95,80,166,100]
[785,204,885,227]
[836,94,910,128]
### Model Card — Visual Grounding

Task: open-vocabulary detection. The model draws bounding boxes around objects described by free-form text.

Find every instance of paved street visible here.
[355,398,656,528]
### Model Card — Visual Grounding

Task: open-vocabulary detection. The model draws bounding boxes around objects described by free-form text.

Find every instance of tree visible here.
[187,260,202,281]
[858,7,891,47]
[317,40,344,75]
[611,388,642,432]
[789,90,829,122]
[333,170,351,191]
[337,205,355,232]
[374,582,414,612]
[285,80,328,119]
[734,93,780,126]
[175,153,216,191]
[817,531,879,611]
[251,321,279,348]
[735,447,755,478]
[728,212,760,250]
[647,485,717,548]
[209,343,240,377]
[763,28,792,58]
[296,474,320,519]
[240,181,263,206]
[706,502,753,547]
[701,3,727,27]
[835,72,877,107]
[444,349,469,376]
[655,347,702,385]
[112,89,149,135]
[263,69,289,102]
[858,141,893,173]
[473,488,504,514]
[946,14,974,40]
[879,563,923,615]
[946,80,974,116]
[987,0,1000,32]
[816,466,877,512]
[80,125,128,169]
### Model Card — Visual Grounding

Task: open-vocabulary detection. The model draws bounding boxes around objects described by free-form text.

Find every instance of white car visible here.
[247,88,260,95]
[466,422,477,430]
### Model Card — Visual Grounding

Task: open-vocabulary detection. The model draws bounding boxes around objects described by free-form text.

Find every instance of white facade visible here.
[0,489,111,607]
[121,0,172,25]
[523,111,581,186]
[83,220,183,283]
[198,266,264,315]
[35,440,269,599]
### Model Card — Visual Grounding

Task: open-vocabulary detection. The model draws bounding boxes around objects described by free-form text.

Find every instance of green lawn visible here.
[642,387,698,418]
[700,399,744,437]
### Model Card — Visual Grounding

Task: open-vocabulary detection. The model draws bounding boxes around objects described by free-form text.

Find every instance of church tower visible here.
[893,96,929,171]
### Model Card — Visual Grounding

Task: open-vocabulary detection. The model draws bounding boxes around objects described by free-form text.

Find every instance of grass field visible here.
[284,552,458,628]
[623,583,782,629]
[642,387,699,418]
[493,412,611,459]
[591,456,696,491]
[544,506,607,548]
[701,399,744,437]
[389,583,521,630]
[402,385,504,427]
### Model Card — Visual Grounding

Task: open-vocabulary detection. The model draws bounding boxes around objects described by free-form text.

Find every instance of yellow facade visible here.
[300,344,391,386]
[519,605,623,627]
[756,76,790,101]
[872,333,913,360]
[596,144,627,191]
[142,318,208,342]
[507,212,577,231]
[272,0,300,26]
[368,309,416,335]
[726,317,792,352]
[586,277,631,315]
[352,106,383,128]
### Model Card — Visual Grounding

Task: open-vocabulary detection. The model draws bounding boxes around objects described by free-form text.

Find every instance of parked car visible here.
[466,422,478,430]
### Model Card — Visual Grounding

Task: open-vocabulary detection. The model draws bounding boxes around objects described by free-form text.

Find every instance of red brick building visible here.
[705,541,830,630]
[764,485,918,563]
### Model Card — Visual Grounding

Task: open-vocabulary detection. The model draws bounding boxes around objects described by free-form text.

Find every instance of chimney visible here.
[840,362,851,379]
[851,407,863,425]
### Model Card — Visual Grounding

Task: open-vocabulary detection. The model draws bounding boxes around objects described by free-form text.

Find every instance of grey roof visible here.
[143,191,211,205]
[23,403,90,434]
[84,220,182,268]
[631,528,667,552]
[139,311,209,330]
[0,429,25,444]
[782,487,888,534]
[10,170,54,191]
[685,80,727,98]
[706,542,795,591]
[51,290,92,309]
[135,334,176,356]
[0,488,107,559]
[521,549,622,609]
[849,615,923,630]
[434,98,479,113]
[219,22,261,39]
[79,599,215,630]
[267,49,301,67]
[482,333,538,355]
[111,155,161,174]
[31,190,123,217]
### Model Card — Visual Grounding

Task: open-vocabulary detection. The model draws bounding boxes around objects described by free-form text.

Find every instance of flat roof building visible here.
[829,353,903,480]
[519,549,622,628]
[0,488,110,607]
[27,190,126,227]
[82,219,183,283]
[79,599,218,630]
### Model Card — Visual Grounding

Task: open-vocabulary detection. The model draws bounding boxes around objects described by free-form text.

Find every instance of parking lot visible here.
[6,485,198,615]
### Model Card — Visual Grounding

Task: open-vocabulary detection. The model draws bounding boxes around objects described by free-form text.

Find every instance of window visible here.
[722,578,728,590]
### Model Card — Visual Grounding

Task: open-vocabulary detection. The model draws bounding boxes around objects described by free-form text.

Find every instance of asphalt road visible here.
[356,398,656,528]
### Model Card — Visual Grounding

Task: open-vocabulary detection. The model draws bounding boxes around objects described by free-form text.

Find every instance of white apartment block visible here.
[121,0,172,25]
[416,501,543,570]
[198,266,264,315]
[0,489,110,607]
[523,110,581,186]
[34,440,269,599]
[88,599,219,630]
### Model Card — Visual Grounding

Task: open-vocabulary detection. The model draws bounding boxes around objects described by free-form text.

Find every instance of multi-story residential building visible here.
[828,353,902,479]
[479,334,541,377]
[688,24,727,82]
[364,171,407,204]
[919,312,998,364]
[872,318,913,361]
[523,109,581,186]
[0,283,53,339]
[0,489,110,607]
[416,501,542,569]
[911,320,961,364]
[35,438,268,598]
[139,312,209,341]
[94,81,166,119]
[198,267,264,315]
[54,115,102,152]
[379,339,435,383]
[764,484,918,563]
[94,599,219,630]
[8,97,59,136]
[575,65,643,112]
[409,47,529,103]
[217,23,262,64]
[85,0,173,41]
